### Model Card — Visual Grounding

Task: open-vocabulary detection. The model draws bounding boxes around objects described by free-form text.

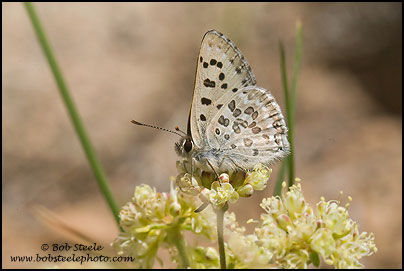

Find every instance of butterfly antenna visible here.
[131,120,183,137]
[175,126,187,136]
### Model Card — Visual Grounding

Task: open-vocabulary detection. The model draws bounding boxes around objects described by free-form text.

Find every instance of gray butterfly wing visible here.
[206,86,290,169]
[190,30,256,148]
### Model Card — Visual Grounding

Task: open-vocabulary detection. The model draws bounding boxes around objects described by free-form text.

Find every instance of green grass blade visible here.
[279,41,295,188]
[24,2,121,228]
[287,22,303,188]
[275,22,303,192]
[290,21,303,124]
[274,160,287,196]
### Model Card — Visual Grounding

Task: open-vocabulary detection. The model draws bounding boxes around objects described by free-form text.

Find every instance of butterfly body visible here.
[176,30,290,174]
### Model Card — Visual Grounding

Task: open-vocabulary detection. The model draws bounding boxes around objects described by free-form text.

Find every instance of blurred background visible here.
[2,2,402,268]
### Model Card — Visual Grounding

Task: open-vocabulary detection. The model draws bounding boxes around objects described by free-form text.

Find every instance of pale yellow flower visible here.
[256,181,377,269]
[209,181,239,209]
[244,164,272,191]
[224,212,275,269]
[111,181,216,268]
[175,160,272,208]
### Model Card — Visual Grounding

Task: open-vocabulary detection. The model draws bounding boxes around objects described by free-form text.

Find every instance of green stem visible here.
[274,160,287,196]
[216,204,227,269]
[291,22,303,117]
[279,41,295,187]
[169,227,190,268]
[24,2,121,228]
[278,22,303,189]
[289,22,303,187]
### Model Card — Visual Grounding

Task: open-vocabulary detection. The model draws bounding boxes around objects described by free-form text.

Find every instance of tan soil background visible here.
[2,2,402,268]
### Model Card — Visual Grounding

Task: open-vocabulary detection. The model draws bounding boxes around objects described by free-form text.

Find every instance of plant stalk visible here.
[169,226,190,268]
[24,2,121,228]
[277,22,303,190]
[216,205,227,269]
[279,41,295,187]
[274,160,287,196]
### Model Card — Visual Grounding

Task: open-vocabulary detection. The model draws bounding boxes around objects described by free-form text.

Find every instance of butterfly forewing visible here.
[190,30,256,148]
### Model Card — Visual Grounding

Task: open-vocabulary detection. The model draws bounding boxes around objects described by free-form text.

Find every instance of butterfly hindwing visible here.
[190,30,256,148]
[206,86,289,168]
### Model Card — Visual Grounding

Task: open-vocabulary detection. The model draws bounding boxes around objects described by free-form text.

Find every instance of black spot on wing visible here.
[232,123,241,134]
[233,109,242,117]
[252,127,262,134]
[269,111,280,118]
[248,121,256,128]
[203,79,216,88]
[219,73,225,81]
[244,107,254,114]
[218,115,229,127]
[228,100,236,112]
[201,97,212,105]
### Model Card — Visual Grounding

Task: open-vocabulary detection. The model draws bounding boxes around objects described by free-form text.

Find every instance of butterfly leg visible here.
[190,158,195,181]
[207,160,220,179]
[226,156,246,172]
[194,201,209,213]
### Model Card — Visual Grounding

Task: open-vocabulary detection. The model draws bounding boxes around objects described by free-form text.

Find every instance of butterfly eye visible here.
[183,139,193,153]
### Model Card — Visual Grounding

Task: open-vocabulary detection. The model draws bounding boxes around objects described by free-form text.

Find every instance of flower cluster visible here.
[253,181,377,268]
[112,170,377,269]
[111,182,216,268]
[223,212,275,269]
[175,160,271,209]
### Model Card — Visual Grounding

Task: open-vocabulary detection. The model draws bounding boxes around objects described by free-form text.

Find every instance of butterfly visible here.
[174,30,290,175]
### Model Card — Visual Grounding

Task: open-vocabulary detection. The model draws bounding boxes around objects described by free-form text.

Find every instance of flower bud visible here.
[276,214,292,231]
[219,173,230,183]
[237,183,254,197]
